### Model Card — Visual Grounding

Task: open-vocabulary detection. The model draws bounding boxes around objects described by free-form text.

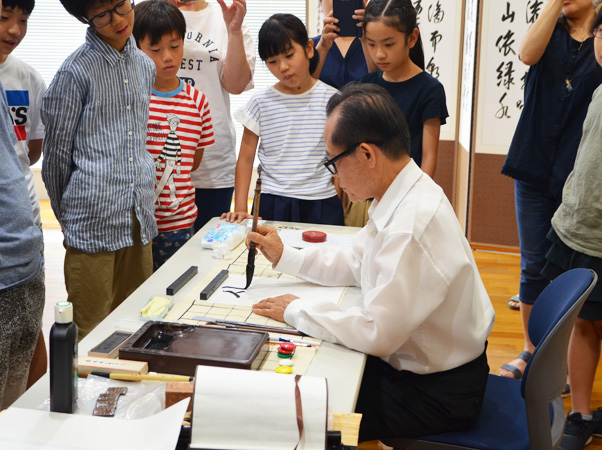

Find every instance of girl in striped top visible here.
[222,13,344,225]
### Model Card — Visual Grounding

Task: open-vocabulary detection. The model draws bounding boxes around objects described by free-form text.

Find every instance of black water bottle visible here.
[50,301,78,413]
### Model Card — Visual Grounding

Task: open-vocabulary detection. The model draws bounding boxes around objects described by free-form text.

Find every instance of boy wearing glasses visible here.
[42,0,157,338]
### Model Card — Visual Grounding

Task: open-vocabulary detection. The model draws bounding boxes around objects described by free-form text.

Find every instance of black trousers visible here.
[355,346,489,442]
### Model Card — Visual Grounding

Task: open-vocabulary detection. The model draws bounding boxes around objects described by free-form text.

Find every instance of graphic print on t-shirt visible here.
[154,113,183,208]
[179,30,221,88]
[5,90,29,141]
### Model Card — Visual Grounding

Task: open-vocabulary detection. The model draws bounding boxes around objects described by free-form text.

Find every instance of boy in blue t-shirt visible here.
[0,0,49,390]
[0,79,44,409]
[0,7,45,399]
[41,0,157,339]
[0,0,46,229]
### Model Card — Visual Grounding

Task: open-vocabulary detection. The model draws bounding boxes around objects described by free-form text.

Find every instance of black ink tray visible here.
[119,321,269,376]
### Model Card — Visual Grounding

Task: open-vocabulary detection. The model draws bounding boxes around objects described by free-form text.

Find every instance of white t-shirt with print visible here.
[0,54,46,227]
[179,3,255,189]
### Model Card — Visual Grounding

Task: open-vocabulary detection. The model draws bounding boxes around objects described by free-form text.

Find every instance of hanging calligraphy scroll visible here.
[458,0,478,149]
[475,0,545,154]
[414,0,462,141]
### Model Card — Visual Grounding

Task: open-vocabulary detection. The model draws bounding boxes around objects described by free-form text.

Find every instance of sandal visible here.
[507,295,520,310]
[500,350,532,379]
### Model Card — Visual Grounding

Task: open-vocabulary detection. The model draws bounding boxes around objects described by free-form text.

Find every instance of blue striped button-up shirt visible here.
[42,29,157,253]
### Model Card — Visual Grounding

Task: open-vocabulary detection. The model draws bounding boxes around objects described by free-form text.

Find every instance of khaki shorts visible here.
[64,216,152,338]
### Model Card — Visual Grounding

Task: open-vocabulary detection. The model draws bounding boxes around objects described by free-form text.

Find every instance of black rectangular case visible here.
[119,321,269,376]
[333,0,363,37]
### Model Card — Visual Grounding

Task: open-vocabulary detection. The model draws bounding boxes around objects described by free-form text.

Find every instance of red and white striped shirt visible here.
[147,80,214,232]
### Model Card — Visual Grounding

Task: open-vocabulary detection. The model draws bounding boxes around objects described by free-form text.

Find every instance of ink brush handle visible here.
[244,172,262,289]
[251,175,262,233]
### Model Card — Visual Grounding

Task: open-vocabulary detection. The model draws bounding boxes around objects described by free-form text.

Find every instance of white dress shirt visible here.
[278,160,495,374]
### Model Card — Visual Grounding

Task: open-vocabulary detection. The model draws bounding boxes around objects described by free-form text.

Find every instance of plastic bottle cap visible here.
[279,342,297,352]
[275,366,293,374]
[55,301,73,324]
[277,345,295,355]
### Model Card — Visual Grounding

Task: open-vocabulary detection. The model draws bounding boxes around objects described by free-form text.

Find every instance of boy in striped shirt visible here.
[42,0,156,339]
[133,0,215,270]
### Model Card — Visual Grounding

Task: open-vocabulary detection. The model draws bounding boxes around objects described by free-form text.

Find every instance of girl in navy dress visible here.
[360,0,448,178]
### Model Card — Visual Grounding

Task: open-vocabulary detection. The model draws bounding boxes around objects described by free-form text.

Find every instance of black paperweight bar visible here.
[200,269,229,300]
[166,266,199,296]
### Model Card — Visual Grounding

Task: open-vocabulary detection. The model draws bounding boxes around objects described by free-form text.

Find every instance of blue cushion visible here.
[419,375,530,450]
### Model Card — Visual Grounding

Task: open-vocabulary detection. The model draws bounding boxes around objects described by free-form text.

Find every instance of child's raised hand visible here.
[221,210,254,223]
[217,0,246,33]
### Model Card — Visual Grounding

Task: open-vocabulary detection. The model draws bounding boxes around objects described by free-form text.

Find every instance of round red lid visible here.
[277,345,295,355]
[302,231,327,243]
[279,342,297,352]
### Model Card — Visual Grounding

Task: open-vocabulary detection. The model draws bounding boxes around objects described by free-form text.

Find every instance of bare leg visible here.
[569,319,602,414]
[26,331,47,389]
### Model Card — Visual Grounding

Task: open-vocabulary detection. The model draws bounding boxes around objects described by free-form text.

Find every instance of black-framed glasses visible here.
[323,141,380,175]
[84,0,135,29]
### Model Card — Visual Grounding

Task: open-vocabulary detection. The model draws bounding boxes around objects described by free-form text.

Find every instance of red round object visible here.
[277,345,295,355]
[279,342,297,352]
[302,231,327,243]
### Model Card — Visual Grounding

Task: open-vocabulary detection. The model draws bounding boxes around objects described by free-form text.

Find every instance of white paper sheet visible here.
[278,229,356,250]
[208,274,345,307]
[0,399,189,450]
[191,366,327,450]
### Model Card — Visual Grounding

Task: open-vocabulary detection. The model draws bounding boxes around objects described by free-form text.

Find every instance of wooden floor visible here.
[39,200,602,449]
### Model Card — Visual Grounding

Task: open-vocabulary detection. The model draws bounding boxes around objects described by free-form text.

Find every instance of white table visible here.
[14,218,367,413]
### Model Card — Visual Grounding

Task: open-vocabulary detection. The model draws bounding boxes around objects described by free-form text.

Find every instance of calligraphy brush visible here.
[245,167,262,289]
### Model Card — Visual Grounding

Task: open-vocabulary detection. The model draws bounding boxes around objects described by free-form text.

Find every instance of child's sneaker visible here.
[559,412,595,450]
[592,408,602,437]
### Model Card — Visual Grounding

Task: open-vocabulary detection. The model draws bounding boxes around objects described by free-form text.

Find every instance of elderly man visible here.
[249,83,495,442]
